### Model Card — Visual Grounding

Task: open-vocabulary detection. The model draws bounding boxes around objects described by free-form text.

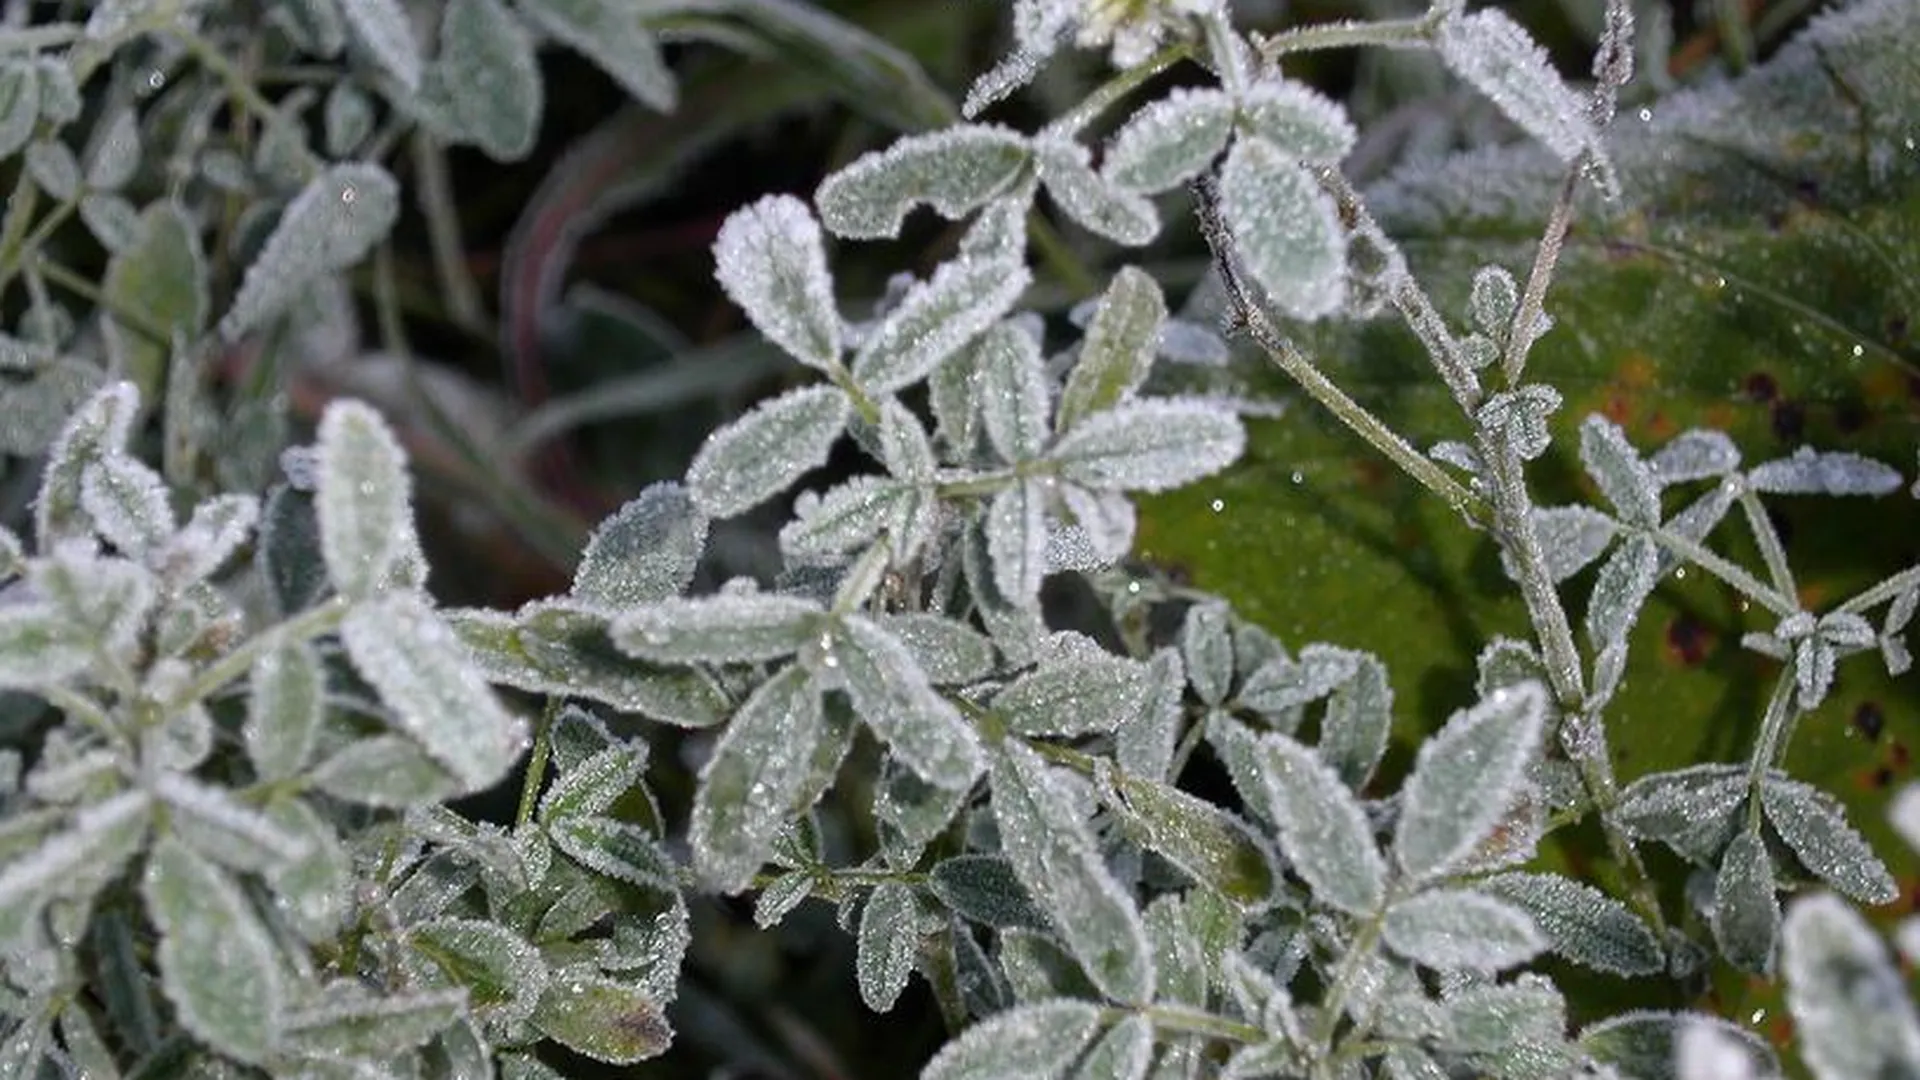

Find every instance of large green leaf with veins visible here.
[1141,0,1919,1031]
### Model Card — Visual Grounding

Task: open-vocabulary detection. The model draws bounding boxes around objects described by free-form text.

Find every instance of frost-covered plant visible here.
[2,0,1919,1078]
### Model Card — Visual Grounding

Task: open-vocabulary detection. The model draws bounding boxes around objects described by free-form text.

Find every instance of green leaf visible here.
[342,593,525,793]
[80,452,174,559]
[1074,1014,1153,1080]
[155,773,309,874]
[1613,765,1750,863]
[612,592,821,665]
[539,744,647,825]
[245,641,324,781]
[1235,79,1355,164]
[1100,769,1277,909]
[1052,398,1245,493]
[314,401,413,603]
[1435,8,1606,182]
[995,653,1148,737]
[436,0,542,160]
[856,882,919,1012]
[263,798,351,943]
[815,125,1030,239]
[1478,872,1664,976]
[1033,137,1158,246]
[464,602,729,726]
[688,664,821,891]
[992,742,1155,1003]
[1237,728,1385,915]
[976,322,1051,464]
[516,0,675,110]
[310,734,463,807]
[1381,888,1545,972]
[0,63,39,161]
[1393,682,1547,882]
[1760,774,1898,904]
[1578,1011,1779,1080]
[36,381,140,550]
[530,971,671,1064]
[1101,87,1235,195]
[409,917,548,1026]
[340,0,422,89]
[220,164,400,340]
[572,483,706,608]
[834,616,985,790]
[1216,135,1345,320]
[0,791,149,945]
[1059,267,1165,431]
[1713,827,1779,975]
[877,613,995,685]
[921,998,1103,1080]
[852,255,1031,397]
[1782,893,1920,1080]
[0,602,91,689]
[143,836,283,1065]
[102,202,206,404]
[711,194,841,371]
[548,815,677,891]
[927,855,1048,930]
[281,985,465,1059]
[685,383,850,517]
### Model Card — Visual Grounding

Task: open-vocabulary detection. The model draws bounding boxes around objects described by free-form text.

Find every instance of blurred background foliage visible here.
[6,0,1908,1075]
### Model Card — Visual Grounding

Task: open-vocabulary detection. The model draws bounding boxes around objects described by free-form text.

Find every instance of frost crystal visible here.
[1051,398,1245,492]
[713,195,842,372]
[685,384,851,518]
[1217,136,1347,319]
[1436,9,1612,190]
[815,126,1031,239]
[1101,87,1236,194]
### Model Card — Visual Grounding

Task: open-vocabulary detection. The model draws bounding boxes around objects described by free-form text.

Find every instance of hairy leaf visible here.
[221,164,400,340]
[1782,893,1920,1080]
[1101,87,1235,194]
[712,194,842,371]
[573,484,707,609]
[1239,730,1385,914]
[1217,136,1346,319]
[856,882,919,1012]
[1394,682,1546,882]
[688,665,821,891]
[852,256,1031,396]
[920,998,1102,1080]
[816,125,1030,239]
[143,836,282,1064]
[516,0,674,110]
[686,384,850,517]
[1051,398,1245,492]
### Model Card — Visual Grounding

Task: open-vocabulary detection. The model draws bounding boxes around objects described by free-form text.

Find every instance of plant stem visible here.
[1256,13,1439,63]
[1128,1003,1265,1045]
[1645,523,1797,617]
[1746,672,1799,817]
[1836,564,1920,616]
[409,132,488,336]
[170,597,350,710]
[1500,167,1580,388]
[1311,909,1386,1073]
[1053,43,1194,139]
[515,697,563,828]
[177,31,321,179]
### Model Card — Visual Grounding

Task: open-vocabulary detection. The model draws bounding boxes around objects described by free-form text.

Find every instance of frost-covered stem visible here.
[0,168,40,292]
[1191,180,1489,526]
[0,22,82,51]
[1746,672,1800,804]
[178,31,321,179]
[1053,42,1195,138]
[515,698,563,829]
[1199,11,1248,95]
[1645,524,1798,617]
[1477,444,1585,720]
[1835,564,1920,616]
[1736,488,1799,602]
[935,469,1018,500]
[1315,170,1480,411]
[1498,167,1580,387]
[41,685,115,739]
[373,243,413,359]
[410,132,488,336]
[1255,12,1440,63]
[1128,1004,1264,1044]
[1310,910,1386,1074]
[33,257,173,346]
[169,597,351,710]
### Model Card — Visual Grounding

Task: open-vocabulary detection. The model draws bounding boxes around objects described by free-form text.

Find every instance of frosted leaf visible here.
[1580,1012,1777,1080]
[993,742,1156,1002]
[540,744,647,824]
[339,0,421,89]
[573,484,706,609]
[686,384,850,517]
[989,480,1048,606]
[0,791,149,944]
[1382,888,1545,972]
[1476,384,1561,461]
[976,322,1052,463]
[1579,415,1661,525]
[876,755,971,865]
[1117,649,1184,781]
[856,882,920,1012]
[36,381,139,550]
[1051,398,1245,492]
[1101,87,1235,194]
[436,0,541,160]
[1394,682,1546,882]
[1236,79,1356,163]
[1530,505,1618,582]
[1652,430,1743,485]
[928,855,1048,930]
[1240,645,1359,723]
[712,195,842,371]
[781,476,900,560]
[25,140,78,201]
[921,998,1102,1080]
[0,525,19,578]
[263,798,350,943]
[1320,649,1394,789]
[548,816,677,892]
[33,548,155,657]
[688,665,821,892]
[221,164,400,340]
[1241,730,1385,914]
[1614,765,1749,862]
[143,835,283,1064]
[1055,476,1134,564]
[997,653,1147,736]
[156,772,308,873]
[1894,784,1920,852]
[408,917,548,1026]
[498,603,729,726]
[163,494,258,585]
[962,45,1049,119]
[852,256,1031,397]
[1033,137,1159,245]
[1217,136,1347,320]
[1746,446,1903,496]
[516,0,675,111]
[1758,775,1896,904]
[1479,872,1664,976]
[1468,266,1519,335]
[878,397,936,485]
[343,593,525,792]
[0,604,75,690]
[282,986,465,1059]
[1181,602,1233,707]
[309,735,460,807]
[1059,267,1166,431]
[815,125,1031,239]
[78,454,175,561]
[1440,974,1566,1054]
[835,616,985,790]
[1782,893,1920,1080]
[530,972,671,1064]
[324,83,376,155]
[755,872,813,928]
[1100,768,1277,909]
[1586,535,1659,649]
[612,592,820,664]
[1713,828,1779,974]
[0,63,36,162]
[315,403,414,605]
[244,640,324,781]
[1075,1015,1153,1080]
[879,613,996,685]
[1436,9,1609,182]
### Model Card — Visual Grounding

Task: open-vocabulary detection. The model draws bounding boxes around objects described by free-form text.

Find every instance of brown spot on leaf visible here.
[1742,372,1779,403]
[1664,614,1715,666]
[1853,701,1885,741]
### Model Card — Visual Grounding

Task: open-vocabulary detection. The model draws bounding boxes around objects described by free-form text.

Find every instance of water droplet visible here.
[340,186,357,204]
[1673,567,1687,580]
[1289,471,1304,484]
[1714,276,1727,289]
[1125,580,1141,595]
[1749,1008,1766,1025]
[1851,344,1864,358]
[1209,498,1225,513]
[145,70,165,91]
[1638,107,1652,122]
